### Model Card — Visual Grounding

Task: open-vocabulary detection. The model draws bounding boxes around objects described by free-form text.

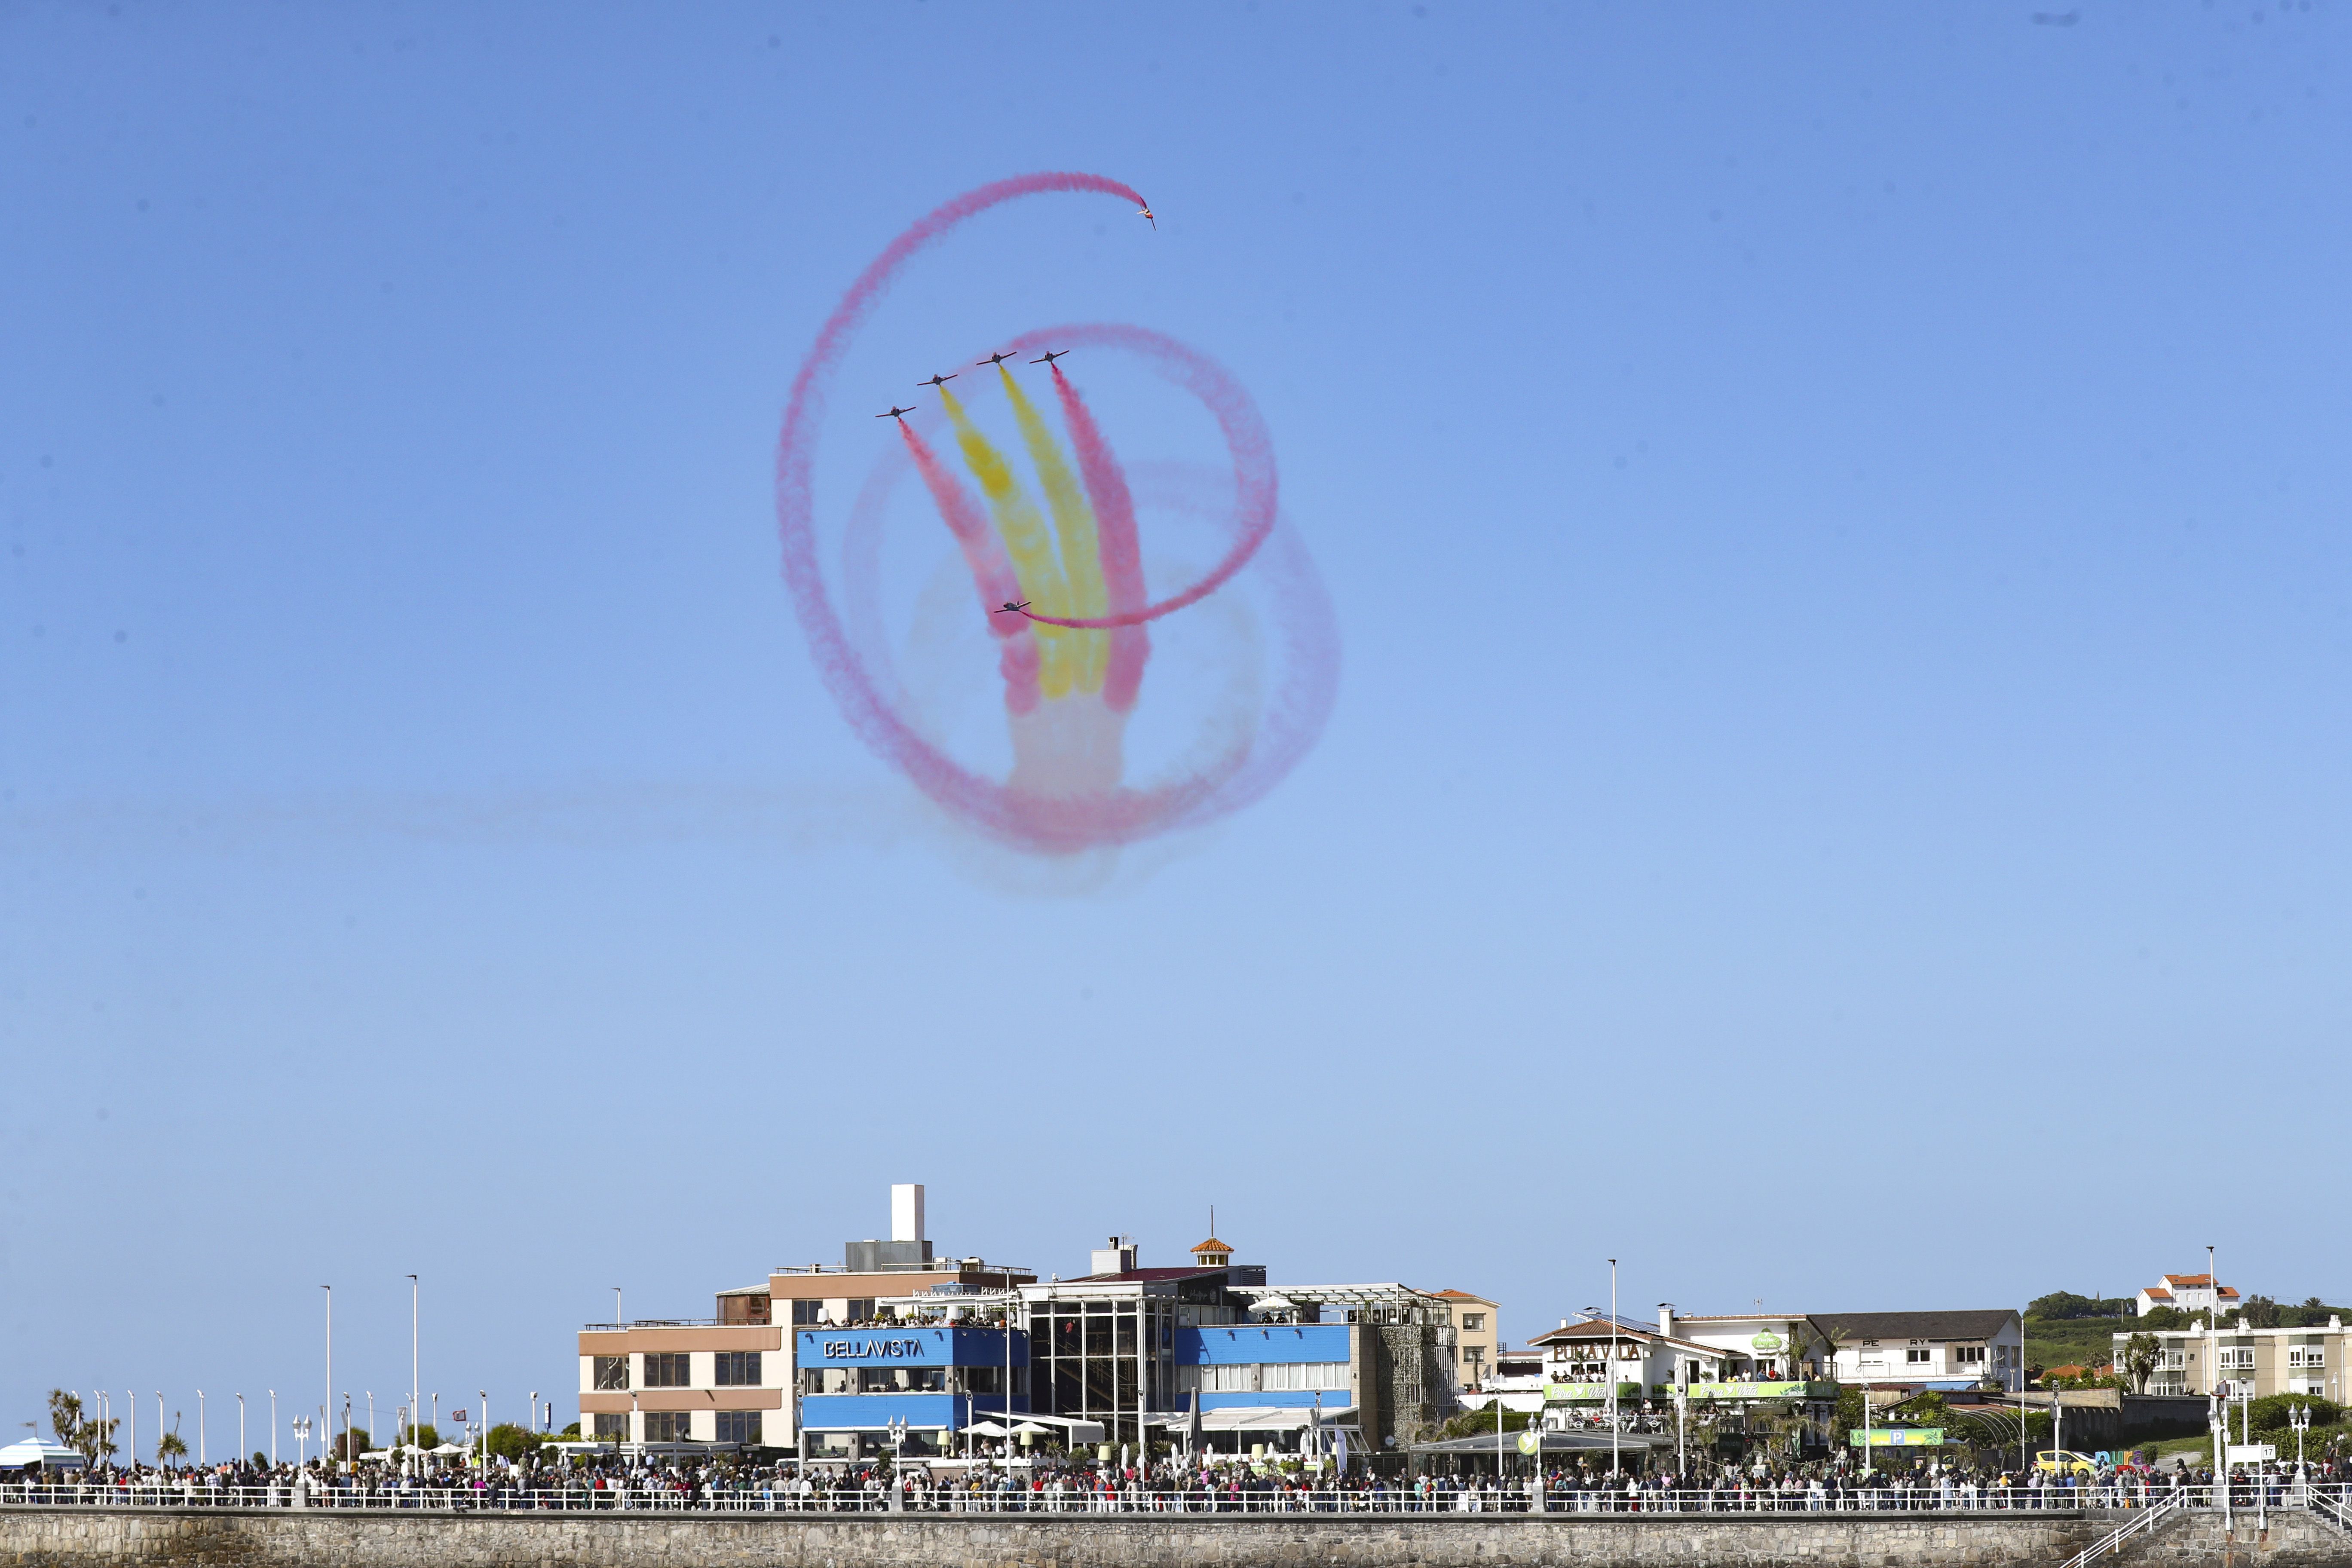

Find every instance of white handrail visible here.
[2056,1488,2189,1568]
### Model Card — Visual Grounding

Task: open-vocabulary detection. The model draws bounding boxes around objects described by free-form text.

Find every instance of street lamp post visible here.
[236,1395,245,1467]
[479,1391,489,1470]
[268,1392,277,1467]
[321,1286,333,1472]
[154,1393,164,1471]
[1608,1259,1620,1479]
[197,1391,206,1467]
[408,1276,420,1479]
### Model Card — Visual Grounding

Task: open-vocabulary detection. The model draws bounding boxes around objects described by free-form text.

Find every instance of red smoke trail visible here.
[898,422,1041,714]
[773,173,1329,854]
[1047,364,1149,712]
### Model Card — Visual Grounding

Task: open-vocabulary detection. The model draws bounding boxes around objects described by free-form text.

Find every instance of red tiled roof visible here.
[1190,1238,1231,1254]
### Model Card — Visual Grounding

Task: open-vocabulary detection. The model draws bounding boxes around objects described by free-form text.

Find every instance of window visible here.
[714,1351,762,1386]
[713,1411,761,1445]
[2290,1346,2328,1368]
[859,1366,945,1392]
[1956,1346,1986,1365]
[1907,1348,1932,1365]
[643,1353,692,1387]
[1173,1363,1348,1395]
[802,1367,853,1394]
[592,1356,631,1391]
[592,1413,628,1439]
[1462,1314,1486,1332]
[791,1299,823,1326]
[2219,1348,2255,1370]
[641,1412,690,1442]
[846,1298,876,1323]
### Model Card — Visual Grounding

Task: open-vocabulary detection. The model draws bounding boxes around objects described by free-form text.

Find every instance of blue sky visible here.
[4,1,2347,1445]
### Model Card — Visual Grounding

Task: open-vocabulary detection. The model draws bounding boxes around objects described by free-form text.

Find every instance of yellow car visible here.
[2035,1451,2098,1477]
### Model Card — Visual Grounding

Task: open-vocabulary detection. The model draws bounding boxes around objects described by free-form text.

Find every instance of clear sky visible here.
[4,2,2348,1447]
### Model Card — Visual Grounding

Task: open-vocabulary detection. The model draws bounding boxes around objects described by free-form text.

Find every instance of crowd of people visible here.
[9,1444,2352,1515]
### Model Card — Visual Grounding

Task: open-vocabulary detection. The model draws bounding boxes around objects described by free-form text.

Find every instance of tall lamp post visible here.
[197,1391,206,1466]
[236,1395,245,1467]
[321,1286,333,1472]
[1609,1259,1620,1480]
[408,1275,420,1478]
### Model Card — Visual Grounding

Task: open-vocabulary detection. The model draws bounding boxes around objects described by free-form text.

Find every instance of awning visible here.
[1411,1428,1665,1455]
[1151,1405,1359,1433]
[0,1440,87,1470]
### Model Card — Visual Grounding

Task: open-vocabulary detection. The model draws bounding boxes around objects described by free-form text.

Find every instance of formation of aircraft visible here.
[882,340,1097,426]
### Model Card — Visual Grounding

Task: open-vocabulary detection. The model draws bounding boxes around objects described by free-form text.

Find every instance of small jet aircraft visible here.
[1138,203,1156,230]
[977,350,1019,367]
[993,600,1032,615]
[917,372,958,388]
[876,405,917,421]
[1030,349,1069,367]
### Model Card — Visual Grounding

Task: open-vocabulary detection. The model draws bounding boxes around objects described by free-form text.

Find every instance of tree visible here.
[2122,1333,2161,1393]
[2244,1295,2282,1329]
[399,1422,441,1452]
[2028,1292,2105,1321]
[157,1431,187,1464]
[484,1423,539,1461]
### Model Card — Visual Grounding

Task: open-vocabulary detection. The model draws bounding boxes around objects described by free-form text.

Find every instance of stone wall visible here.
[2117,1508,2352,1568]
[0,1506,2133,1568]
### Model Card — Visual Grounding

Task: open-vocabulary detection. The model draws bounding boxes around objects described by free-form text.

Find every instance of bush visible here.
[2247,1394,2339,1432]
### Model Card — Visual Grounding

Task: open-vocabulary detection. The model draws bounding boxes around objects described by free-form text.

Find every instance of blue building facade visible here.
[1173,1323,1355,1412]
[794,1326,1028,1457]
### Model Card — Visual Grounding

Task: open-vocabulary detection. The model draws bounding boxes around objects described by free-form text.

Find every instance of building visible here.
[576,1184,1034,1454]
[1661,1308,1834,1382]
[1022,1245,1463,1454]
[2135,1274,2242,1318]
[1432,1290,1499,1391]
[1816,1309,2023,1392]
[575,1191,1468,1462]
[2114,1316,2349,1401]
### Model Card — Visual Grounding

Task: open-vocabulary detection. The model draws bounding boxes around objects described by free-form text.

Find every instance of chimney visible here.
[1658,1303,1675,1339]
[891,1184,925,1244]
[1090,1235,1138,1275]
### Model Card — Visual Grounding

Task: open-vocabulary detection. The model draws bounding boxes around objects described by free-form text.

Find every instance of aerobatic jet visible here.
[1137,204,1156,230]
[1030,349,1069,367]
[993,600,1031,615]
[977,350,1019,367]
[876,405,917,421]
[918,372,958,388]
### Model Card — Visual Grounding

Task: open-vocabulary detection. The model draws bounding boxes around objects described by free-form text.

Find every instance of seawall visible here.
[0,1506,2127,1568]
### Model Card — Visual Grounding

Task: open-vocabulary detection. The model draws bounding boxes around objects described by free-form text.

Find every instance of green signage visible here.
[1750,1332,1784,1352]
[1850,1428,1945,1448]
[1517,1430,1541,1455]
[1676,1381,1822,1401]
[1541,1382,1643,1401]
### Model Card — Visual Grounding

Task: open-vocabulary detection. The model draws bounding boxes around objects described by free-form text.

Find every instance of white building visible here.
[2134,1273,2242,1318]
[1817,1309,2023,1392]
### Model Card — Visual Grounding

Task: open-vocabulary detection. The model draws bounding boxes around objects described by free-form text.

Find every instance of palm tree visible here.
[2122,1333,2162,1394]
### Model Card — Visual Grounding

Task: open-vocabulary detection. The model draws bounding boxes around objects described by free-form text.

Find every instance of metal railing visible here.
[2057,1487,2189,1568]
[1,1480,2273,1516]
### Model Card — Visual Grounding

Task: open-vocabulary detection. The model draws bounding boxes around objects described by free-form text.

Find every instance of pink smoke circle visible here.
[773,173,1337,854]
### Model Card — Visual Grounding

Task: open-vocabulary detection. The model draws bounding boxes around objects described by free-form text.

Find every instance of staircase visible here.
[2056,1491,2190,1568]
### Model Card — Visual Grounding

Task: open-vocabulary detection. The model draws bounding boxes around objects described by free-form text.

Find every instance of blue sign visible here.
[1175,1324,1351,1366]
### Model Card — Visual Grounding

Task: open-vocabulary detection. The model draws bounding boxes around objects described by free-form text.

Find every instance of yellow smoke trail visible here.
[998,366,1110,691]
[938,386,1078,698]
